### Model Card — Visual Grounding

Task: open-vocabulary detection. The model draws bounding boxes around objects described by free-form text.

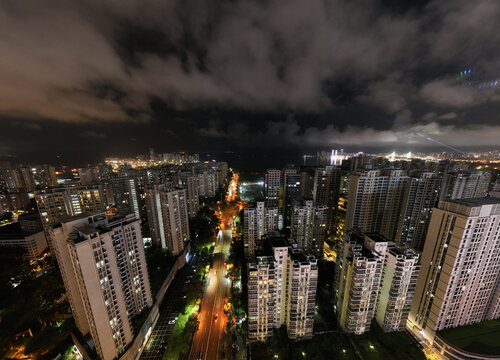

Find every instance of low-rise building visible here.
[0,222,47,259]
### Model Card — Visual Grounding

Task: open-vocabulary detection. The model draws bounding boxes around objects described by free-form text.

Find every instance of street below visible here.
[189,229,232,360]
[189,171,242,360]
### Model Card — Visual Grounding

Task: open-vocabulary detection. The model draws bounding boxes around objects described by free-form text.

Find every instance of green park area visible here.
[438,319,500,356]
[163,302,200,360]
[251,324,424,360]
[353,324,425,360]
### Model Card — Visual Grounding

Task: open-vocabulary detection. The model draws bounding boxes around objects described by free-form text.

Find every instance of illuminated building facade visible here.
[146,185,190,255]
[50,212,152,360]
[247,237,318,341]
[334,230,419,334]
[397,172,440,251]
[243,202,279,257]
[35,185,104,251]
[346,169,409,241]
[408,198,500,347]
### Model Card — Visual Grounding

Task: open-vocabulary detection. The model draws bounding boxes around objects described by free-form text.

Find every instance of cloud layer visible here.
[0,0,499,152]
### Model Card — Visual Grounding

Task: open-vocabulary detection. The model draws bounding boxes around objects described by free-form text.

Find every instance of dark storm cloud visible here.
[0,0,499,153]
[198,111,500,149]
[10,121,42,131]
[80,130,107,140]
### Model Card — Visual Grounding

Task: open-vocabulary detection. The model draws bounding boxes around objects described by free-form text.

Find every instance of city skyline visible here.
[1,147,499,360]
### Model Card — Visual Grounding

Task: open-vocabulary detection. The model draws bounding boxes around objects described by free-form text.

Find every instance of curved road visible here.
[189,229,232,360]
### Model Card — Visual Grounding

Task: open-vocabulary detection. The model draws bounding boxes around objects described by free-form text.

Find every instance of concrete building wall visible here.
[52,212,152,360]
[146,185,189,255]
[408,198,500,347]
[376,249,419,332]
[0,231,48,259]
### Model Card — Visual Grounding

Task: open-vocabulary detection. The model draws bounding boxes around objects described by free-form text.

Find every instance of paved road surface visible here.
[189,230,232,360]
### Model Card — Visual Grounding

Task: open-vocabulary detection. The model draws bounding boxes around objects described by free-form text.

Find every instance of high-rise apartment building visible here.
[312,166,341,231]
[247,236,318,341]
[440,171,491,201]
[42,164,59,186]
[272,241,289,327]
[182,175,200,218]
[408,198,500,346]
[161,152,200,164]
[334,232,384,334]
[299,167,315,199]
[244,202,265,257]
[110,177,129,212]
[286,252,318,339]
[334,230,419,334]
[346,170,409,241]
[290,200,327,256]
[19,167,36,191]
[215,162,229,187]
[110,177,141,220]
[243,202,279,256]
[9,168,26,190]
[265,207,280,234]
[282,168,301,230]
[196,169,218,198]
[265,169,281,207]
[78,167,98,185]
[0,161,13,190]
[491,179,500,198]
[146,185,190,255]
[397,172,440,251]
[247,256,275,341]
[0,190,30,212]
[96,164,114,182]
[35,186,104,251]
[376,247,419,332]
[50,212,152,360]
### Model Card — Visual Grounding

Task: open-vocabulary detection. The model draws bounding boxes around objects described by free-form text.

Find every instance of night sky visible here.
[1,0,499,165]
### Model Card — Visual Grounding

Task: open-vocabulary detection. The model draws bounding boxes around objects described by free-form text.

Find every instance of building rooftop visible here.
[447,197,500,207]
[248,255,275,269]
[58,210,107,224]
[0,222,27,240]
[290,251,308,262]
[271,237,289,248]
[389,247,406,256]
[254,233,289,257]
[0,222,23,235]
[438,319,500,356]
[74,224,100,236]
[359,247,377,260]
[364,232,391,243]
[348,232,365,245]
[0,222,43,239]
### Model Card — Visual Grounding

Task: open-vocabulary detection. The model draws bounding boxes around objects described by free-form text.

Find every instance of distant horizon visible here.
[2,146,499,172]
